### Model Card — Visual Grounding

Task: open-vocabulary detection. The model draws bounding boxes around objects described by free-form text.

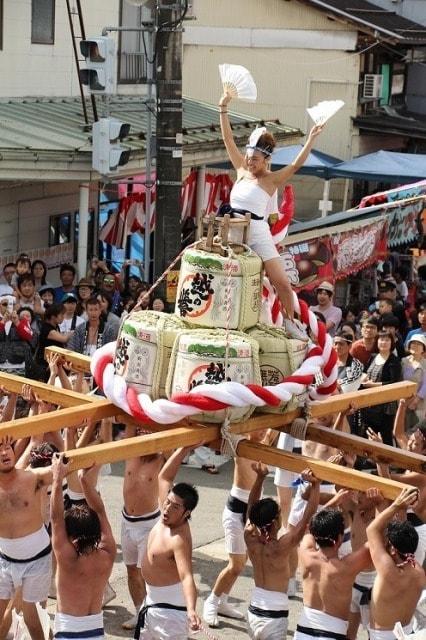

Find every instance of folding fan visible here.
[307,99,344,125]
[219,64,257,102]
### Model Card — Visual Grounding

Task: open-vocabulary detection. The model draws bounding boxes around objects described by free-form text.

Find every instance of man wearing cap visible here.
[334,332,363,394]
[59,293,84,333]
[309,282,342,337]
[350,317,379,367]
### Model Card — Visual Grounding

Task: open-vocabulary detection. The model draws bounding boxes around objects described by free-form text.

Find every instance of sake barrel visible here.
[175,247,262,330]
[247,323,309,413]
[114,311,188,398]
[166,330,261,423]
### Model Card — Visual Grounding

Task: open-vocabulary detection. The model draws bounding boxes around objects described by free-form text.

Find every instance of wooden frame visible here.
[0,348,420,499]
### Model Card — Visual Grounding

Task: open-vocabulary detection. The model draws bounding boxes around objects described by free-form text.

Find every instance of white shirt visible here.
[59,315,84,333]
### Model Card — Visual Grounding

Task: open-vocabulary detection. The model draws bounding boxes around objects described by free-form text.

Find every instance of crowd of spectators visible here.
[0,255,166,382]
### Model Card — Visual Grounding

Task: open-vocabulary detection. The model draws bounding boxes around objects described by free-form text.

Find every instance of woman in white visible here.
[219,91,324,317]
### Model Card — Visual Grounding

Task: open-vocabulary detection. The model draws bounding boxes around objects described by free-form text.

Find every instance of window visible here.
[49,213,71,247]
[118,1,147,84]
[32,0,55,45]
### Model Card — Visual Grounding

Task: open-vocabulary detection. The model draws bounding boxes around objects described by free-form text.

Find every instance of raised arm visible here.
[219,92,245,171]
[247,462,268,521]
[158,445,194,505]
[78,465,116,556]
[393,399,408,449]
[287,470,320,546]
[366,487,418,574]
[50,453,74,556]
[270,124,324,188]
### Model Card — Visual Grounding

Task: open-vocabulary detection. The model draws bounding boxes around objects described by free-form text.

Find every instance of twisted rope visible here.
[91,289,338,425]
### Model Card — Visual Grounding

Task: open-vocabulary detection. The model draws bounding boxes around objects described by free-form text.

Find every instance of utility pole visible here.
[153,0,183,287]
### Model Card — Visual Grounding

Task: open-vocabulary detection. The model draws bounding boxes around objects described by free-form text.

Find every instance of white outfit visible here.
[54,612,104,640]
[274,432,302,488]
[121,508,161,568]
[137,582,187,640]
[294,606,348,640]
[407,511,426,565]
[59,315,85,332]
[368,622,413,640]
[350,570,376,629]
[247,586,289,640]
[0,526,52,602]
[288,482,335,527]
[229,179,279,262]
[222,485,250,555]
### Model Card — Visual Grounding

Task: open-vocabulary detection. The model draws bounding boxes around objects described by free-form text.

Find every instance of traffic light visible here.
[80,37,115,94]
[92,118,131,175]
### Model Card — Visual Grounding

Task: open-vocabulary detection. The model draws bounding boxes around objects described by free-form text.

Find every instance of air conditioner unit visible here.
[363,74,383,99]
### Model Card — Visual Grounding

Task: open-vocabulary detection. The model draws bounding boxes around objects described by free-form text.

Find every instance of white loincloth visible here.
[0,525,52,602]
[121,508,161,568]
[294,606,348,640]
[288,483,335,527]
[54,612,104,639]
[247,586,289,640]
[222,485,250,556]
[339,528,352,558]
[350,570,376,628]
[274,433,302,488]
[136,582,187,640]
[368,622,413,640]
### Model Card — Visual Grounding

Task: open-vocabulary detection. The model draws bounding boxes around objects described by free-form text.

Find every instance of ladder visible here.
[65,0,98,126]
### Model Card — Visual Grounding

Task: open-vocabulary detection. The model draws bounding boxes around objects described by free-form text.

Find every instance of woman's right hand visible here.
[219,91,232,108]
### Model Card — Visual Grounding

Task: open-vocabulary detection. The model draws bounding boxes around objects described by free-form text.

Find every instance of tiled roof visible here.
[300,0,426,44]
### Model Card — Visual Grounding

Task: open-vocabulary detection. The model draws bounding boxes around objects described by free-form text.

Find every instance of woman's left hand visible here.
[307,124,325,142]
[219,91,232,108]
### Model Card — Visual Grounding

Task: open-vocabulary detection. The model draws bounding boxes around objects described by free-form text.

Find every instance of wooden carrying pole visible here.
[62,426,411,500]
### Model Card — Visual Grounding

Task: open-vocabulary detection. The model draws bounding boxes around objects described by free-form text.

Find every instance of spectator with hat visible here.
[59,293,84,333]
[334,331,363,394]
[309,281,342,337]
[377,279,407,337]
[402,334,426,428]
[75,278,95,319]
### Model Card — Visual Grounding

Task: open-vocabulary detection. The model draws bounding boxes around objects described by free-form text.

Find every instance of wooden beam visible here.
[61,426,411,500]
[0,400,124,440]
[44,347,92,374]
[277,421,426,474]
[0,371,96,407]
[237,441,412,501]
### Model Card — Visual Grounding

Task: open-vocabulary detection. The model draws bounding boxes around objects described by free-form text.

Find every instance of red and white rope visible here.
[91,290,338,425]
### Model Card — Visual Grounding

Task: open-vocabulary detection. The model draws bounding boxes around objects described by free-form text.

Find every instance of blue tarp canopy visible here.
[207,144,342,178]
[329,150,426,183]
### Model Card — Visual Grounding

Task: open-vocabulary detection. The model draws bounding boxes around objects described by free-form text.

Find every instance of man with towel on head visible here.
[50,455,116,640]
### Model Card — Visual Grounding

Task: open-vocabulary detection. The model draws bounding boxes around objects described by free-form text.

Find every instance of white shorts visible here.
[223,505,246,556]
[138,582,187,640]
[274,433,302,488]
[247,587,289,640]
[230,217,279,262]
[368,623,413,640]
[294,606,348,640]
[121,509,161,568]
[350,570,375,628]
[54,612,104,640]
[414,522,426,566]
[288,483,335,528]
[0,526,52,602]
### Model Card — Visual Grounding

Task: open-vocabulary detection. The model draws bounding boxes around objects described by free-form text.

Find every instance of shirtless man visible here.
[368,416,426,565]
[121,424,164,630]
[137,446,201,639]
[203,430,268,627]
[0,435,53,640]
[366,487,426,639]
[296,508,371,640]
[50,455,116,640]
[245,463,320,640]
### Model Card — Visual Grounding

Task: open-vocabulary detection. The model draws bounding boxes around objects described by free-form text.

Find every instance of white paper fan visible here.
[219,64,257,102]
[307,100,345,125]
